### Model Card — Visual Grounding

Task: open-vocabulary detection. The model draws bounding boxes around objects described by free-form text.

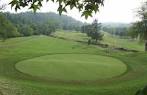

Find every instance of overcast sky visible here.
[1,0,146,23]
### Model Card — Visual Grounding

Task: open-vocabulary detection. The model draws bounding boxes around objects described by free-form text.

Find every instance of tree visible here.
[131,2,147,51]
[0,13,20,41]
[90,19,103,42]
[9,0,104,19]
[128,22,140,39]
[18,24,34,36]
[41,22,56,36]
[81,19,103,44]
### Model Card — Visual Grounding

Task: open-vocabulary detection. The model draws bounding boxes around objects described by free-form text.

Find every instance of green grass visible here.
[102,32,144,51]
[15,54,127,81]
[53,31,89,42]
[0,32,147,95]
[54,31,144,51]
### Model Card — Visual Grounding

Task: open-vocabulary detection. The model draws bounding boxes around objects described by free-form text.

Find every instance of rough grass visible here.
[0,33,147,95]
[15,54,127,81]
[102,32,144,51]
[54,31,144,51]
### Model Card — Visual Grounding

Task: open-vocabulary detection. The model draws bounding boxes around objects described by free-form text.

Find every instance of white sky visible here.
[1,0,146,23]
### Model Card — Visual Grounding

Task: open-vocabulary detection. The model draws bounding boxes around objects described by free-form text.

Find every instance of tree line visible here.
[103,26,128,37]
[0,12,83,41]
[102,23,131,38]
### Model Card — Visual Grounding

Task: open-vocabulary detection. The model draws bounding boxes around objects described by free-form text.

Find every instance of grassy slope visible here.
[102,32,144,51]
[0,33,146,95]
[54,31,144,51]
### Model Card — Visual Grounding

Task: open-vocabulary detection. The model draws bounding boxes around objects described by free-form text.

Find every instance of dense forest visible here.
[0,12,83,40]
[0,11,133,41]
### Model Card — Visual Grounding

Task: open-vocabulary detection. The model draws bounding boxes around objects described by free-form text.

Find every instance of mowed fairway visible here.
[16,54,127,81]
[0,33,147,95]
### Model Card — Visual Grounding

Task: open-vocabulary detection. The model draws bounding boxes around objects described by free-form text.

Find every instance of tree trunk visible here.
[88,39,91,45]
[145,41,147,51]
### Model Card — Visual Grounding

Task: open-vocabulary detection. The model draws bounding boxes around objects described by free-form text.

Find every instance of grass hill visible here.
[54,31,144,51]
[0,32,146,95]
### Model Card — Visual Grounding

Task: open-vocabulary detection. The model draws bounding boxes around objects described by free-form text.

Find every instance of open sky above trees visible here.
[1,0,146,23]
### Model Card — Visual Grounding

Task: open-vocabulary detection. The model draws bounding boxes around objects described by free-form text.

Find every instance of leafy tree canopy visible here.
[0,13,20,41]
[131,1,147,41]
[81,19,103,44]
[130,1,147,51]
[9,0,104,18]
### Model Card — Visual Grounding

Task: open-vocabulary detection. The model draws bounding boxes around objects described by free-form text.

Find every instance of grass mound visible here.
[15,54,127,81]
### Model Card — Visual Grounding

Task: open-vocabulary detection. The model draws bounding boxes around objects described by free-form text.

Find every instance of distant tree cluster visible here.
[0,12,83,41]
[5,12,82,30]
[102,25,129,38]
[81,20,103,44]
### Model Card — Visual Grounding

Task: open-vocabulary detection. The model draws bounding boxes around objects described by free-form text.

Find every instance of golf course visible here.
[1,0,147,94]
[0,31,147,95]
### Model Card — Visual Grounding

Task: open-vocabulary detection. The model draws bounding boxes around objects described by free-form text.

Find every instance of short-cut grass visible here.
[15,54,127,81]
[0,32,147,95]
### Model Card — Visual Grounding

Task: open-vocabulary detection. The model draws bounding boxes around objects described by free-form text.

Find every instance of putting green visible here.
[15,54,127,81]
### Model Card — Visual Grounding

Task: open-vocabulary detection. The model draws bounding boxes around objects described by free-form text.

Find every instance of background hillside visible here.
[4,12,84,31]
